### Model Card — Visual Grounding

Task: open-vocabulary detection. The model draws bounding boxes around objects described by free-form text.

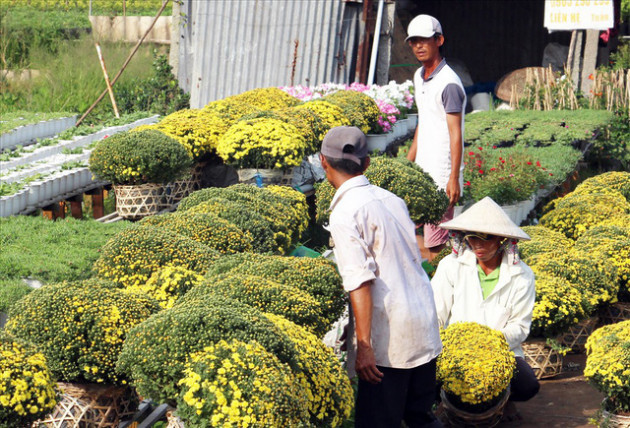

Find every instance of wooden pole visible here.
[95,43,120,118]
[76,0,170,126]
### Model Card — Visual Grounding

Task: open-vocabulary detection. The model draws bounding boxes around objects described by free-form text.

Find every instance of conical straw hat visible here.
[440,197,531,240]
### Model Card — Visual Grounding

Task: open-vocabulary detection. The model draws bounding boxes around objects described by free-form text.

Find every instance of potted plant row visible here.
[0,114,77,152]
[0,167,105,217]
[0,115,159,171]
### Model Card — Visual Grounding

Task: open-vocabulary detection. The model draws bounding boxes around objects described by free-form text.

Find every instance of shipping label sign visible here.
[544,0,614,30]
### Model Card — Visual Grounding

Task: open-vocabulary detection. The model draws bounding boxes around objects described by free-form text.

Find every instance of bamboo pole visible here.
[76,0,170,126]
[95,43,120,118]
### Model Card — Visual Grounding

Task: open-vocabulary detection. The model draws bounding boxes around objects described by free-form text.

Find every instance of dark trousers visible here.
[355,358,442,428]
[510,357,540,402]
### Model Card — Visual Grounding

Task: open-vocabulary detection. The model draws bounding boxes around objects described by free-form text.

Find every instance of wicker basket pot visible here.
[598,302,630,326]
[522,340,563,379]
[38,382,137,428]
[113,183,166,220]
[601,399,630,428]
[237,168,293,187]
[439,386,510,428]
[165,177,199,206]
[556,317,598,354]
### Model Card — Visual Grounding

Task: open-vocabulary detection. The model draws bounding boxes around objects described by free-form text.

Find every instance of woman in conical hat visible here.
[431,197,539,414]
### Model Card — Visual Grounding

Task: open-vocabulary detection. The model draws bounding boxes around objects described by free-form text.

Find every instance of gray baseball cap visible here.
[321,126,368,166]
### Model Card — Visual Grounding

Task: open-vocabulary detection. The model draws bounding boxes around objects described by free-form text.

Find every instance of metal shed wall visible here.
[177,0,362,108]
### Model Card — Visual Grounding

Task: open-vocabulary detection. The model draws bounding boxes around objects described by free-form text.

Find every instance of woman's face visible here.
[464,234,503,263]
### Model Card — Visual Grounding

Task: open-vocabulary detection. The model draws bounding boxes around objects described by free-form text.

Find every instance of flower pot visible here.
[501,204,520,225]
[366,134,389,153]
[598,302,630,326]
[522,339,563,379]
[165,177,198,205]
[453,205,464,218]
[397,119,410,137]
[556,317,598,354]
[601,399,630,428]
[439,385,510,428]
[39,382,138,428]
[113,183,166,220]
[407,113,418,129]
[237,168,293,187]
[406,117,417,133]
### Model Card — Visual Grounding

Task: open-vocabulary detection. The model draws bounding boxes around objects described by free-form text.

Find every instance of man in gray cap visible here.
[321,126,442,427]
[405,14,466,262]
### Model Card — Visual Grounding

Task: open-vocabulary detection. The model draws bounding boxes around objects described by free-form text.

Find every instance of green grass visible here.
[0,215,131,283]
[1,35,162,117]
[0,279,32,313]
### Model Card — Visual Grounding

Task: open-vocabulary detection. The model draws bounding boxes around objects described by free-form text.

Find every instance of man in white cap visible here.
[321,126,443,427]
[405,14,466,262]
[431,197,540,417]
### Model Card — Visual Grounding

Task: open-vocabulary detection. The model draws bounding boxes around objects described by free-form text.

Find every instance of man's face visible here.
[408,35,443,63]
[464,234,503,263]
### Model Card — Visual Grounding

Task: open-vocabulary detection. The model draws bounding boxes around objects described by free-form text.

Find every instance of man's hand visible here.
[355,341,383,384]
[446,175,461,207]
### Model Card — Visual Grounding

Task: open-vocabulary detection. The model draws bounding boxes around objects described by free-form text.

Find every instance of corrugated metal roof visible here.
[178,0,361,108]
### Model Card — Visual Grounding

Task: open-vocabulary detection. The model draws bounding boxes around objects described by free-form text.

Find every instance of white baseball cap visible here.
[405,14,443,42]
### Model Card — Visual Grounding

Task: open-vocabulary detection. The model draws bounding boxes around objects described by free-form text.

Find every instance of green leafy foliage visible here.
[0,216,130,283]
[178,185,309,255]
[316,156,449,225]
[0,280,32,313]
[140,211,254,255]
[117,294,299,405]
[114,53,189,116]
[0,332,58,428]
[184,274,328,336]
[0,8,90,69]
[6,280,160,384]
[93,224,219,289]
[89,129,192,185]
[204,253,346,333]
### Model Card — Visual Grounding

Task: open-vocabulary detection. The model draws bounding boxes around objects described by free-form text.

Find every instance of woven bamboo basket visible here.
[114,183,166,220]
[165,177,198,205]
[556,317,598,354]
[44,382,138,428]
[191,161,208,183]
[166,410,186,428]
[237,168,294,187]
[522,340,563,379]
[598,302,630,326]
[602,399,630,428]
[36,393,97,427]
[439,386,510,428]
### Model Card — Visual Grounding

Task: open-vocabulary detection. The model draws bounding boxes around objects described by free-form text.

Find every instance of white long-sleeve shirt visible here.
[328,175,442,369]
[431,251,536,357]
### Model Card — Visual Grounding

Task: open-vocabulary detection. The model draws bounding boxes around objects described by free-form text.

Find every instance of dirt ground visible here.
[499,354,603,428]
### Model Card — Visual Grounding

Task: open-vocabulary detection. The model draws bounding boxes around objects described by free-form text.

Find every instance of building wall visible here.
[175,0,364,108]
